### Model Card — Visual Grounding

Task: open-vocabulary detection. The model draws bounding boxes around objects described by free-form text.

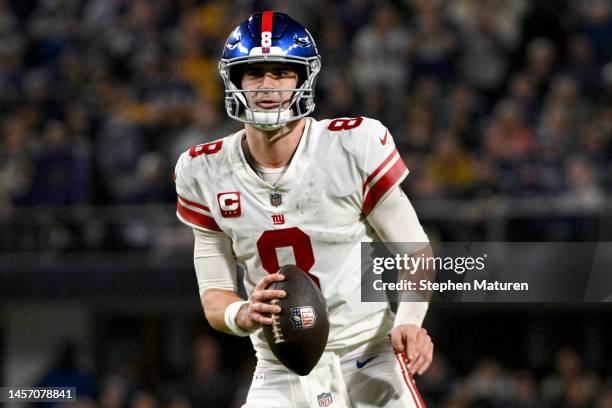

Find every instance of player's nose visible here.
[259,72,279,89]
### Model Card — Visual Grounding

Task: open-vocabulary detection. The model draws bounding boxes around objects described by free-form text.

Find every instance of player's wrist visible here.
[224,300,251,336]
[393,301,428,328]
[236,302,259,331]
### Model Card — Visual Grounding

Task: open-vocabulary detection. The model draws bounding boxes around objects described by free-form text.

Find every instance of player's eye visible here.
[244,69,263,77]
[243,68,295,80]
[276,70,295,77]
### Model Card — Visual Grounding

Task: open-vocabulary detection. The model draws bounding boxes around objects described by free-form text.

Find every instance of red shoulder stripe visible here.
[177,202,220,231]
[177,194,210,212]
[362,156,407,217]
[362,149,399,194]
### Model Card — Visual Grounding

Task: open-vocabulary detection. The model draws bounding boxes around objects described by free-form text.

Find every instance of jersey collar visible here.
[232,118,314,193]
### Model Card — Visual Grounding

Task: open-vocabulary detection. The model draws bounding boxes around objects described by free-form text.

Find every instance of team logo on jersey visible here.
[291,306,316,329]
[217,192,241,217]
[317,392,333,407]
[270,191,282,206]
[271,214,285,225]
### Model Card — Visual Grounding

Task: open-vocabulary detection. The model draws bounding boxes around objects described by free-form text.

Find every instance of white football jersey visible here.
[175,117,412,357]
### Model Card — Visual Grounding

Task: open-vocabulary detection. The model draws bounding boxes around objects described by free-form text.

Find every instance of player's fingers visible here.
[415,330,430,355]
[417,342,434,375]
[254,274,284,292]
[249,309,274,325]
[255,273,285,290]
[406,330,419,362]
[409,354,424,375]
[251,300,281,315]
[411,332,432,374]
[407,329,429,373]
[254,289,286,302]
[251,284,286,301]
[391,330,405,354]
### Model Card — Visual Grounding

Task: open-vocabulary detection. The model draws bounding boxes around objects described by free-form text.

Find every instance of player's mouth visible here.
[255,99,283,110]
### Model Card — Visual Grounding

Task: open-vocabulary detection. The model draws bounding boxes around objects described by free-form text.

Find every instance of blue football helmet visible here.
[219,11,321,130]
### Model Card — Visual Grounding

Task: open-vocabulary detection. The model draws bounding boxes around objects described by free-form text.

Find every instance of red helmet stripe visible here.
[261,10,274,53]
[262,10,274,34]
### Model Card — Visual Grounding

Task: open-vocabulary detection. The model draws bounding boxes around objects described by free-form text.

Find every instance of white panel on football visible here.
[275,246,297,267]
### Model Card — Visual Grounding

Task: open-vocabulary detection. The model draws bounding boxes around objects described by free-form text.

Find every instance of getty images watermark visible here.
[361,242,612,302]
[371,251,527,293]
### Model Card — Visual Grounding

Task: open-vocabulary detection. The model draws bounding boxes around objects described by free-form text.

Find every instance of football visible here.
[262,264,330,376]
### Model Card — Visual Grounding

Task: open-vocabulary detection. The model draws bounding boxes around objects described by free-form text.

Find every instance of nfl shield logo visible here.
[291,306,316,329]
[270,191,282,206]
[317,392,333,407]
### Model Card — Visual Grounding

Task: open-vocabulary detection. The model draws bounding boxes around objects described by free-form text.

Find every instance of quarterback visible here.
[174,11,433,408]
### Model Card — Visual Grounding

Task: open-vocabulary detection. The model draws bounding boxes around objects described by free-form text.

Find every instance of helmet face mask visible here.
[219,12,321,130]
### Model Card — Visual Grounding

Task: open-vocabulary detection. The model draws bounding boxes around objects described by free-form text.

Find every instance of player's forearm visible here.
[366,187,436,298]
[201,288,246,334]
[191,228,247,335]
[398,243,435,301]
[366,187,429,249]
[366,188,435,325]
[394,244,434,327]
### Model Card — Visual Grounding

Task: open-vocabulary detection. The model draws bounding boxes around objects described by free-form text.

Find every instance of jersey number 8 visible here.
[327,117,363,132]
[256,227,320,288]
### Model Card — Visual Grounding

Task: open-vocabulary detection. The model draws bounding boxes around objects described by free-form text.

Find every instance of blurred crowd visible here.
[1,0,612,217]
[420,347,612,408]
[4,2,612,407]
[37,335,612,408]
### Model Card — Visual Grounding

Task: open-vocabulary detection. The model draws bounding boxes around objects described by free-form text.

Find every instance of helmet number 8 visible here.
[261,31,272,48]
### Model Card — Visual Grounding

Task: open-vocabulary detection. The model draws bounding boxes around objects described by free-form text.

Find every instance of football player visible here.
[175,11,433,408]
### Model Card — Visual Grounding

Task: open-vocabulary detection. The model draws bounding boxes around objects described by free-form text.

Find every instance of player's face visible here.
[241,63,299,111]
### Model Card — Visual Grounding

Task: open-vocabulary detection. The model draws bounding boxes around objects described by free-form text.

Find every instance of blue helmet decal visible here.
[221,12,319,59]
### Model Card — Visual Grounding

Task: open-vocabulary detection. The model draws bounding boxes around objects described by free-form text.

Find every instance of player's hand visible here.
[236,273,286,332]
[391,324,433,375]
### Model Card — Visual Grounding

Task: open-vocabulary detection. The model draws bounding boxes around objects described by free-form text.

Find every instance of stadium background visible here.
[1,0,612,406]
